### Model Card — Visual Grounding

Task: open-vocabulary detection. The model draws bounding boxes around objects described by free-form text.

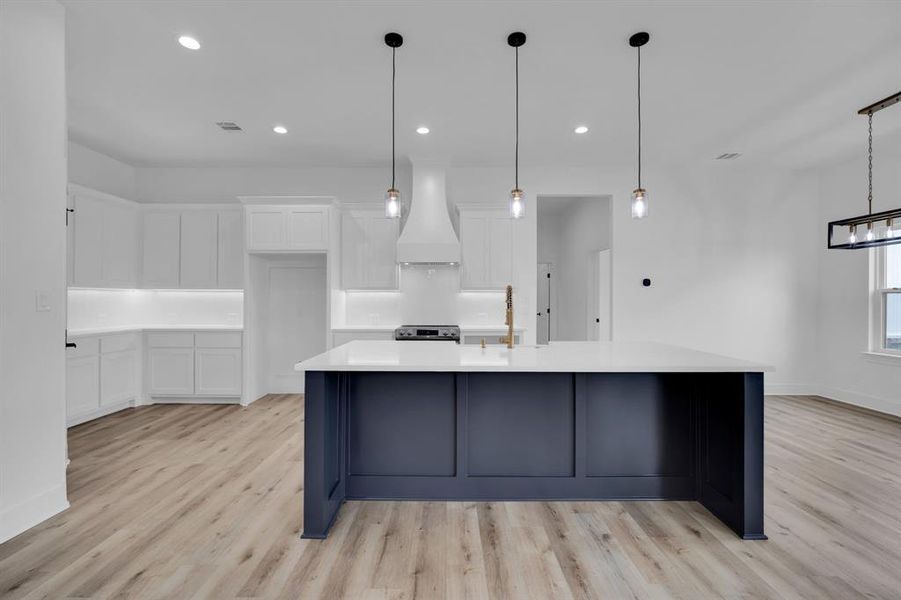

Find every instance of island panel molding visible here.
[298,341,767,541]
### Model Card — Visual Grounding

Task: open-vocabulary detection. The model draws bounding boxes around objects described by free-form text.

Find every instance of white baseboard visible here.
[67,400,135,427]
[764,383,818,396]
[815,386,901,419]
[0,484,69,544]
[151,397,241,405]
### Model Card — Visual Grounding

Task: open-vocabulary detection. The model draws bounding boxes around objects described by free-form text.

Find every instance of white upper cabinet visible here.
[246,206,286,250]
[102,202,139,287]
[217,211,244,289]
[70,186,137,288]
[142,211,181,288]
[68,185,244,290]
[458,206,514,290]
[245,204,330,252]
[141,208,243,289]
[180,211,218,288]
[71,193,104,286]
[341,209,399,290]
[286,207,328,250]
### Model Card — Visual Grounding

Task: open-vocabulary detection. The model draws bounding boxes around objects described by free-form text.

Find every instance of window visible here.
[874,244,901,353]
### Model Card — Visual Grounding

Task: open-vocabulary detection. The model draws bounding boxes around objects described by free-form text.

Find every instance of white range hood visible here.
[396,165,460,264]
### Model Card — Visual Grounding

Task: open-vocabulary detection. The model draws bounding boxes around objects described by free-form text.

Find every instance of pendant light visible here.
[508,31,526,219]
[384,32,403,219]
[629,32,650,219]
[827,91,901,249]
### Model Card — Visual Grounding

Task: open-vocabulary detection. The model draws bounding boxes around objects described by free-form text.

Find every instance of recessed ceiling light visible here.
[178,35,201,50]
[416,126,430,135]
[574,125,589,134]
[273,125,288,134]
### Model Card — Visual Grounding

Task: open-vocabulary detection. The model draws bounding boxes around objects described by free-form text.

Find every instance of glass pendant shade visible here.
[509,188,525,219]
[631,188,648,219]
[385,188,401,219]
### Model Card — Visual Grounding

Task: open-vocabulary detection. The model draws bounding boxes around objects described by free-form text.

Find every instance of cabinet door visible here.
[487,217,513,288]
[217,211,243,289]
[72,194,105,287]
[142,212,181,288]
[100,350,136,406]
[147,348,195,396]
[341,213,367,289]
[246,206,285,250]
[195,348,242,396]
[287,207,327,250]
[367,216,399,289]
[102,201,138,287]
[460,215,488,289]
[67,355,100,418]
[180,211,218,288]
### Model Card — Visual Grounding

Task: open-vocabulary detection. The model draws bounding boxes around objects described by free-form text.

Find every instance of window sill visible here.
[862,351,901,366]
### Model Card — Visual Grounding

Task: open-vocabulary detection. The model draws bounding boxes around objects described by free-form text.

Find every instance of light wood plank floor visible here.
[2,394,901,599]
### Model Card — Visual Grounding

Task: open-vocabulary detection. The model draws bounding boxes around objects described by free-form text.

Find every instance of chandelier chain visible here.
[391,46,396,190]
[867,112,873,215]
[638,44,642,189]
[515,46,519,189]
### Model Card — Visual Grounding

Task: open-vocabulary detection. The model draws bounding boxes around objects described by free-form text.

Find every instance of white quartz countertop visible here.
[295,341,772,373]
[330,325,525,332]
[68,325,243,337]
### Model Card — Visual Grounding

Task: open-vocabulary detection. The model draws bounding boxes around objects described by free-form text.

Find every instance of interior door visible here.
[537,263,552,344]
[267,263,327,392]
[588,250,612,341]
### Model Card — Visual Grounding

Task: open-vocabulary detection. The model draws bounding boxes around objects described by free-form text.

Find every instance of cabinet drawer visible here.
[66,336,99,358]
[146,332,195,348]
[195,332,242,349]
[101,333,138,354]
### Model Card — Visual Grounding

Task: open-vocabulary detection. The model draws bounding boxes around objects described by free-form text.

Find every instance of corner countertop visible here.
[68,325,243,337]
[295,340,772,373]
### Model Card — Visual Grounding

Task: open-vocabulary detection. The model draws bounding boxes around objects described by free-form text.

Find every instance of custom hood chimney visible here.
[396,164,460,264]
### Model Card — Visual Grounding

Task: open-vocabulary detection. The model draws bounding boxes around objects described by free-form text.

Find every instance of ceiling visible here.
[63,1,901,169]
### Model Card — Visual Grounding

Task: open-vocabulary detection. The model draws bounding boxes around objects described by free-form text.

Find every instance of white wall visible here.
[0,0,69,543]
[68,141,136,199]
[815,136,901,416]
[67,289,243,332]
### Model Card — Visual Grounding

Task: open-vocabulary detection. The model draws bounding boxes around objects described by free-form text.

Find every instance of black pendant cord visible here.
[515,45,519,189]
[637,44,642,189]
[391,46,396,190]
[867,112,873,216]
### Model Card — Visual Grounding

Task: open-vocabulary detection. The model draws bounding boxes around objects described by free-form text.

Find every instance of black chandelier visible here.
[827,91,901,249]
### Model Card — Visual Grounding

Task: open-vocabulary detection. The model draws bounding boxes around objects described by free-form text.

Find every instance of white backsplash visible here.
[341,267,507,327]
[68,289,243,331]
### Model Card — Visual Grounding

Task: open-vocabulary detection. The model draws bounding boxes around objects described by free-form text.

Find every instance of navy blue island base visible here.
[302,370,765,541]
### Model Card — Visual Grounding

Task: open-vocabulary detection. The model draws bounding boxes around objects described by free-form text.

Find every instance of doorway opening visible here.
[536,195,612,342]
[246,253,327,397]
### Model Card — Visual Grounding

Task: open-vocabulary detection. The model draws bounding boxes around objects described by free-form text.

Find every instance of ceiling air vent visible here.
[715,152,742,160]
[216,121,243,131]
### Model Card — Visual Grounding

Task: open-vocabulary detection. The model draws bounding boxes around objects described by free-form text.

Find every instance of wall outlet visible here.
[34,290,51,312]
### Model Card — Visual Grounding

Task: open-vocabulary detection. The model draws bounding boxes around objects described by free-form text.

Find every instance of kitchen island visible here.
[295,341,770,540]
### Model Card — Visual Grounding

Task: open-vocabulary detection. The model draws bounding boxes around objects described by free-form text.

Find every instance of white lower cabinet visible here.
[195,348,242,396]
[331,330,394,346]
[66,355,101,419]
[66,333,139,426]
[147,331,242,400]
[101,351,137,406]
[67,329,244,426]
[147,347,195,396]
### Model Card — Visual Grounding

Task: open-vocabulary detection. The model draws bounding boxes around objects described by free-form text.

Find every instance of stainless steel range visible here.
[394,325,460,343]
